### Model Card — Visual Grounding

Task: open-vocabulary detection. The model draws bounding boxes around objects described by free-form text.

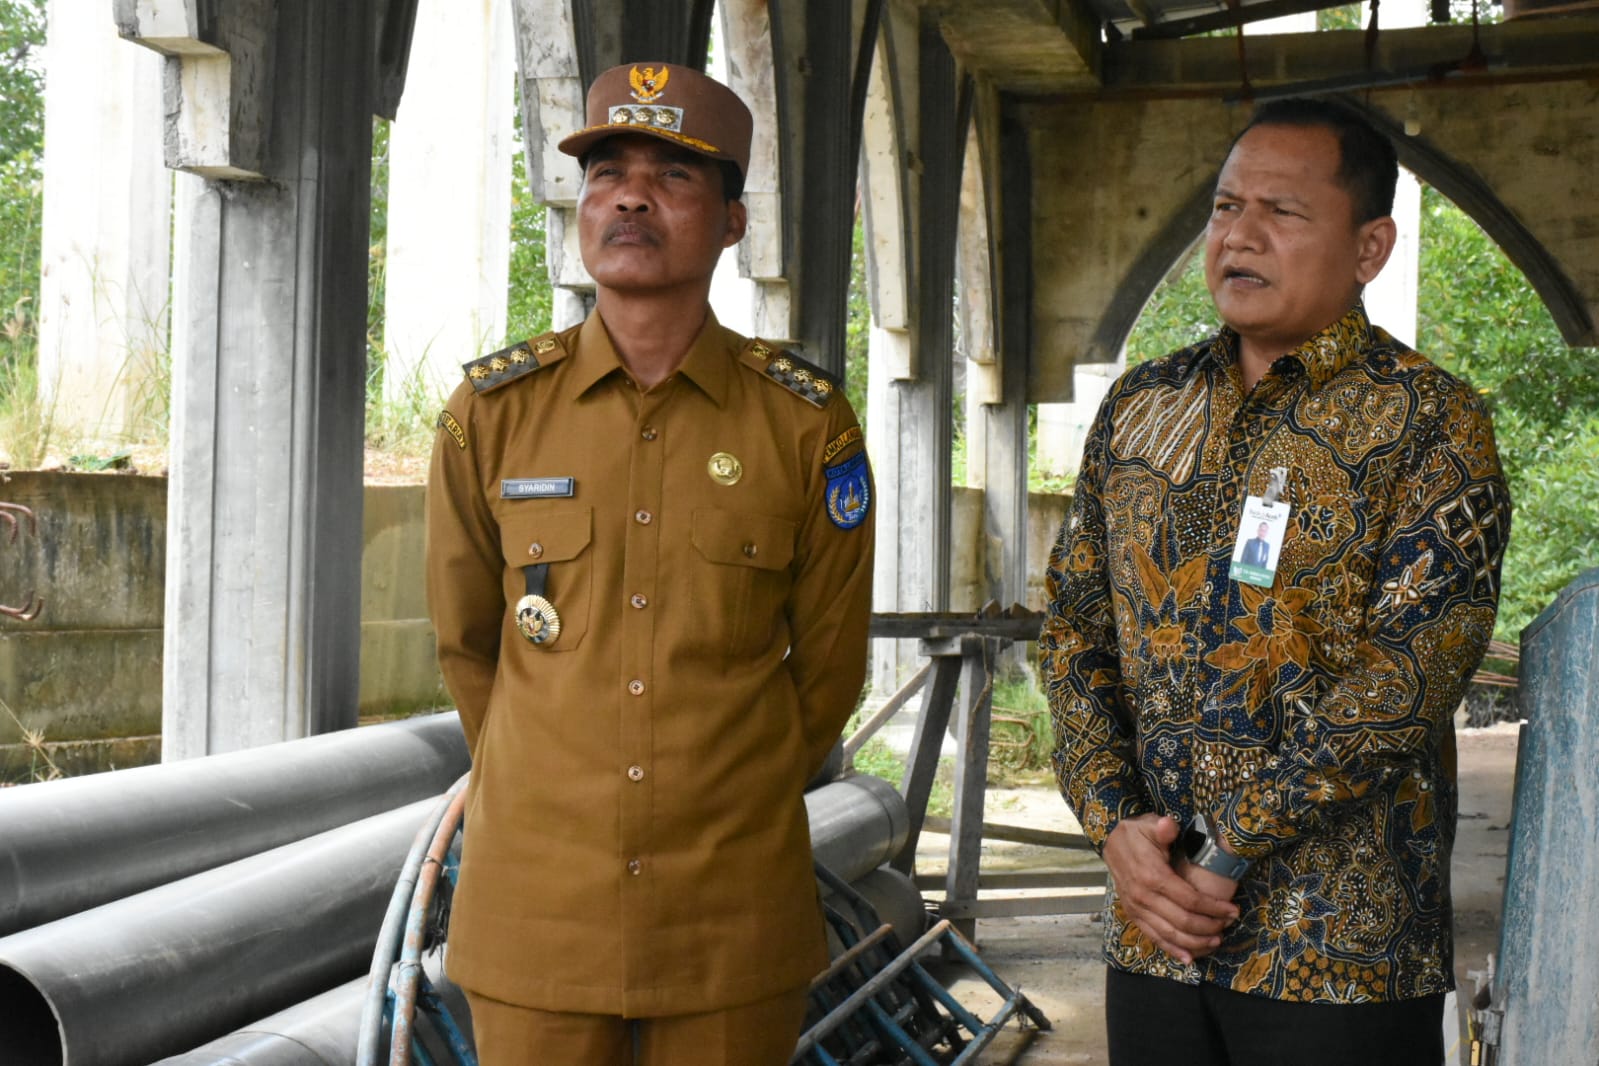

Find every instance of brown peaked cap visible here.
[557,62,753,179]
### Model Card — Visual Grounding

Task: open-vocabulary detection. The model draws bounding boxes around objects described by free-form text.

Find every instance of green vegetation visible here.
[1416,185,1599,637]
[0,0,45,433]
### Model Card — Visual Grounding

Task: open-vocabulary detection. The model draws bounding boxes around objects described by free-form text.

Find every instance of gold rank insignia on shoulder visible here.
[740,340,840,409]
[463,334,566,394]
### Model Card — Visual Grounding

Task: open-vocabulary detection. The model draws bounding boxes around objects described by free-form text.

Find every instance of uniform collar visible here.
[1207,302,1375,393]
[568,308,733,406]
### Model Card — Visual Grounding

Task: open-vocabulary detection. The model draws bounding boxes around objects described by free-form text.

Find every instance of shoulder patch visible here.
[464,334,565,394]
[824,453,871,530]
[740,339,839,409]
[822,425,862,464]
[437,409,467,450]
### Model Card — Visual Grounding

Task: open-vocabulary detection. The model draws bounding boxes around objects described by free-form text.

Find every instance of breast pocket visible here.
[498,508,593,652]
[690,508,796,656]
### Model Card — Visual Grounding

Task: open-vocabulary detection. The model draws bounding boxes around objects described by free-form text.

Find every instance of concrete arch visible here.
[1083,92,1597,367]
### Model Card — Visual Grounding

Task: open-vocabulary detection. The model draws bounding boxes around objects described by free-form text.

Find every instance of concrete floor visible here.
[917,723,1520,1065]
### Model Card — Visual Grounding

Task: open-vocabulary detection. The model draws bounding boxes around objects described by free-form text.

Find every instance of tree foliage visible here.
[1415,184,1599,638]
[0,0,45,374]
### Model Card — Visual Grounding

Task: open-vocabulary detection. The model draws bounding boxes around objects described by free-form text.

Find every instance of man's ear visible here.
[723,198,748,248]
[1355,215,1397,286]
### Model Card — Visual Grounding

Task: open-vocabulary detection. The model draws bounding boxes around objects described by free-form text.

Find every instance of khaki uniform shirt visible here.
[426,310,874,1016]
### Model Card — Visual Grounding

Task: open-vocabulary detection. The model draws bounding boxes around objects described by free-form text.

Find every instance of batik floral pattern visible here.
[1039,304,1510,1003]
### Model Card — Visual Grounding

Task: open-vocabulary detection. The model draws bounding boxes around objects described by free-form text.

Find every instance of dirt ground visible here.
[917,723,1520,1065]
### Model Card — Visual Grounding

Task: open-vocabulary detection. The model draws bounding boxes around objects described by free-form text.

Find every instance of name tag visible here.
[501,477,575,499]
[1229,494,1291,587]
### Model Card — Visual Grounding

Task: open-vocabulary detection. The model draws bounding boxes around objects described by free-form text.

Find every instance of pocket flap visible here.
[499,508,593,564]
[691,509,795,571]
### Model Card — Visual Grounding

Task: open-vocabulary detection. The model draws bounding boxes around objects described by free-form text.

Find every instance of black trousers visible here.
[1105,967,1446,1066]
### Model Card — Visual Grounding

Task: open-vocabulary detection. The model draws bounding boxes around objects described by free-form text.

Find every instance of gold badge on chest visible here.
[708,452,743,486]
[515,594,561,646]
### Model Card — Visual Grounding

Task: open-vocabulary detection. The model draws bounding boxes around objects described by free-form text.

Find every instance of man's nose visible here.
[1223,208,1263,250]
[614,174,651,211]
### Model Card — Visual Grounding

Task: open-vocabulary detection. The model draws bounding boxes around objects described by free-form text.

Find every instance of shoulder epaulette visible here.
[739,339,839,409]
[463,333,567,394]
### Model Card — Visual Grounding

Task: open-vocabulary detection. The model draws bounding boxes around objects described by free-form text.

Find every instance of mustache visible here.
[602,218,660,245]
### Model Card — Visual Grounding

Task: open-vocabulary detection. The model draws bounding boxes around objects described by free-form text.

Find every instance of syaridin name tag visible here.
[502,477,576,499]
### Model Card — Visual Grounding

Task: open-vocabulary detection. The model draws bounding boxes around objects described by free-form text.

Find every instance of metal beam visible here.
[1132,0,1349,40]
[1097,20,1599,96]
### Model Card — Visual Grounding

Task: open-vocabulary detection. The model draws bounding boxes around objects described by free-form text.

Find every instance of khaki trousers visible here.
[464,986,810,1066]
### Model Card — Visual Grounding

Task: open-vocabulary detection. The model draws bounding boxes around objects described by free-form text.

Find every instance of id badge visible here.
[1229,495,1291,587]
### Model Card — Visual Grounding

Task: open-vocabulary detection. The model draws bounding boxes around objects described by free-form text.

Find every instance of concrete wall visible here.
[0,475,446,781]
[0,477,1071,779]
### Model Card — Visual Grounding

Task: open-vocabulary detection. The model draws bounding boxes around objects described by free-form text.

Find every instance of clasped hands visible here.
[1102,813,1241,966]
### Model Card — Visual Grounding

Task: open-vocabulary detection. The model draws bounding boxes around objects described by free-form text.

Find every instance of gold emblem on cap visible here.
[515,594,562,647]
[630,66,670,104]
[708,452,743,486]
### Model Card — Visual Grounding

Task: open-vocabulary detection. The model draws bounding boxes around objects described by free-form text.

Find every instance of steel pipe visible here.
[153,954,473,1066]
[0,799,438,1066]
[0,712,469,936]
[805,775,910,884]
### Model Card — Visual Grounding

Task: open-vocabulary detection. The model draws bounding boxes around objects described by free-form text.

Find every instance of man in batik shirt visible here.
[1040,98,1510,1065]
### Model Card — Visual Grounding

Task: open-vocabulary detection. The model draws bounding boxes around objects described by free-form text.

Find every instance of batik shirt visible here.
[1040,304,1510,1003]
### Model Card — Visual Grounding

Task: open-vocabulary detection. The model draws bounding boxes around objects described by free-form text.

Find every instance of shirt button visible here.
[635,509,653,525]
[742,543,758,558]
[627,765,645,782]
[630,594,648,609]
[627,859,642,875]
[628,679,645,696]
[528,542,544,558]
[641,426,658,441]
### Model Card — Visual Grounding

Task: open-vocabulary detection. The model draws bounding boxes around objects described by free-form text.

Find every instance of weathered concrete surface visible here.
[383,0,515,404]
[37,2,170,446]
[0,476,445,781]
[1024,73,1599,402]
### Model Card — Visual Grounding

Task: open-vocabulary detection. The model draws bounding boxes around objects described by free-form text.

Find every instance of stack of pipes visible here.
[0,715,919,1065]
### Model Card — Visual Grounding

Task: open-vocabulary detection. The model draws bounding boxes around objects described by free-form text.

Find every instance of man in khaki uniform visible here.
[425,62,874,1065]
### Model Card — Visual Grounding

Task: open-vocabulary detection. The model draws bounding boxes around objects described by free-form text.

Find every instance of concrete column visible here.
[863,11,961,688]
[138,0,379,757]
[510,0,588,329]
[383,0,515,403]
[709,1,789,339]
[1363,0,1427,347]
[35,3,169,448]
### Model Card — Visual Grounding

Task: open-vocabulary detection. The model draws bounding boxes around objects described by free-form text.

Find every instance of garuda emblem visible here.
[630,65,670,103]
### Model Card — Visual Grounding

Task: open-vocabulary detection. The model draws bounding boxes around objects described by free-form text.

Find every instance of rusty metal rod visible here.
[0,712,469,936]
[389,785,469,1066]
[357,778,467,1066]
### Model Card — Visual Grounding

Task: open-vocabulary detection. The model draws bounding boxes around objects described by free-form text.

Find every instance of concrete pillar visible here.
[383,0,515,403]
[35,3,169,448]
[1363,0,1428,348]
[509,0,588,330]
[126,0,380,757]
[863,11,962,689]
[708,1,789,340]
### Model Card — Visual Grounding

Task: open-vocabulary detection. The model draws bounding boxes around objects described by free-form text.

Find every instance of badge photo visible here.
[1229,495,1291,587]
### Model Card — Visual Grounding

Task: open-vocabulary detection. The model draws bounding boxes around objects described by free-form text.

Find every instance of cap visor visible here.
[557,124,732,164]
